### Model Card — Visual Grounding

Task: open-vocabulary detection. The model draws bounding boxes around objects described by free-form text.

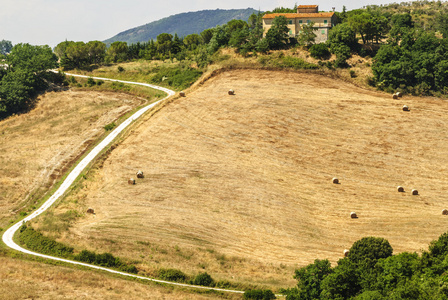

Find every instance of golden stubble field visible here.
[0,90,144,227]
[45,69,448,288]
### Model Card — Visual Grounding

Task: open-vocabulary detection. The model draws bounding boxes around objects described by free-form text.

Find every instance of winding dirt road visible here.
[1,74,245,295]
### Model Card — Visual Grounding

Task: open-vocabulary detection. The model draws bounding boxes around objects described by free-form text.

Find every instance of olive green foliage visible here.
[55,41,106,70]
[0,43,59,119]
[265,16,289,50]
[192,272,215,287]
[285,233,448,299]
[18,223,74,257]
[309,43,331,59]
[18,223,138,273]
[158,268,188,282]
[372,29,448,95]
[297,22,317,47]
[243,289,276,300]
[0,39,13,55]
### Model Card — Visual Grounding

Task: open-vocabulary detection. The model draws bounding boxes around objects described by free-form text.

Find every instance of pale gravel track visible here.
[1,73,246,295]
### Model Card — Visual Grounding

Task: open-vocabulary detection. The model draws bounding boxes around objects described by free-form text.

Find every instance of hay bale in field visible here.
[350,212,357,219]
[136,170,144,179]
[332,177,339,184]
[402,105,410,111]
[442,209,448,215]
[393,94,399,99]
[397,92,403,97]
[86,208,95,214]
[397,186,405,192]
[128,178,136,185]
[344,249,350,257]
[228,89,235,95]
[179,91,186,97]
[412,189,419,195]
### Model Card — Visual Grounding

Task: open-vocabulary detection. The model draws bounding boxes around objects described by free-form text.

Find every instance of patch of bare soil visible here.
[52,69,448,287]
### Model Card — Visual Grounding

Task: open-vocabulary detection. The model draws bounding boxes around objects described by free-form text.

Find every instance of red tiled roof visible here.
[298,5,318,8]
[263,12,335,19]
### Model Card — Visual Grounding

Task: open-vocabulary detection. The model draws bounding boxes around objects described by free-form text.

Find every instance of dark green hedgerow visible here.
[17,224,138,273]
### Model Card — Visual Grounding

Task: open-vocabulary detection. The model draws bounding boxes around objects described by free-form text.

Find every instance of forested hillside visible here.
[104,8,258,44]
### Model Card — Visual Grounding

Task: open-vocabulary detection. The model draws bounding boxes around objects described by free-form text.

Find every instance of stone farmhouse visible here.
[262,5,337,43]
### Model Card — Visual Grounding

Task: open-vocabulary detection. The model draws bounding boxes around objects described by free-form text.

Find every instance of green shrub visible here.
[18,224,74,257]
[87,77,95,86]
[350,70,357,78]
[243,289,276,300]
[192,272,214,287]
[104,122,116,131]
[309,43,331,59]
[158,268,187,282]
[117,66,125,72]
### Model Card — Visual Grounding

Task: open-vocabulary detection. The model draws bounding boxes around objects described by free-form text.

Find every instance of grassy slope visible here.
[35,59,448,291]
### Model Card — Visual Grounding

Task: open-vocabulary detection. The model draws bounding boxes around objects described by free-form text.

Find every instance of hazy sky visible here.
[1,0,396,47]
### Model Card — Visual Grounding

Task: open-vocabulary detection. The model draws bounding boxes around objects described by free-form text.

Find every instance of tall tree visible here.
[0,40,13,55]
[297,22,317,47]
[265,16,289,50]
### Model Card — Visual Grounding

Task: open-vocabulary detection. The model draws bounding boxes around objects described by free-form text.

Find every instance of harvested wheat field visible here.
[0,90,144,227]
[48,69,448,288]
[0,256,222,300]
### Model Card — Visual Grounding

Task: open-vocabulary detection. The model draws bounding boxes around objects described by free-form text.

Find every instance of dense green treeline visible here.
[283,233,448,299]
[3,1,448,119]
[0,43,63,120]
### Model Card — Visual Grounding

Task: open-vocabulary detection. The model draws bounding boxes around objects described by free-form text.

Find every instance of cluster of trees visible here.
[373,14,448,95]
[284,233,448,299]
[0,43,61,120]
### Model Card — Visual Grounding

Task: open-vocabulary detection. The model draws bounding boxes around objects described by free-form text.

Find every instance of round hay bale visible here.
[402,105,410,111]
[442,209,448,215]
[344,249,350,257]
[228,89,235,95]
[412,189,419,195]
[128,178,136,185]
[397,92,403,97]
[332,177,339,184]
[136,170,144,179]
[179,91,186,97]
[397,186,405,192]
[350,212,357,219]
[86,208,95,214]
[393,94,398,99]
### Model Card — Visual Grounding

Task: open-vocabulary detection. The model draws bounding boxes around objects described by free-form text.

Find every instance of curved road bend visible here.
[2,73,246,295]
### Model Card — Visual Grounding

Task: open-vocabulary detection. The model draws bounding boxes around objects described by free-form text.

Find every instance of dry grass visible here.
[41,69,448,289]
[0,90,144,228]
[0,256,230,300]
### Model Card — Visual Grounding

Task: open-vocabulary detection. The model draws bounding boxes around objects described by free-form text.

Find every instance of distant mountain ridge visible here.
[104,8,259,45]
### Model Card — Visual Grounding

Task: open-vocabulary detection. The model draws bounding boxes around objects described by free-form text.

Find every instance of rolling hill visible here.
[42,68,448,289]
[103,8,259,45]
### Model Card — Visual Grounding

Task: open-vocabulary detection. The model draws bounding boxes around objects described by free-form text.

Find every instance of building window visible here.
[324,20,328,24]
[289,30,293,35]
[288,20,293,25]
[299,20,303,24]
[321,30,325,35]
[307,20,310,24]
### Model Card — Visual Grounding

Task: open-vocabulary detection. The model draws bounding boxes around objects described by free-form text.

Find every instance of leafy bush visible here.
[192,272,215,287]
[74,249,138,274]
[18,224,74,258]
[117,66,125,72]
[87,77,96,86]
[309,43,331,59]
[158,268,188,282]
[104,122,116,131]
[243,289,276,300]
